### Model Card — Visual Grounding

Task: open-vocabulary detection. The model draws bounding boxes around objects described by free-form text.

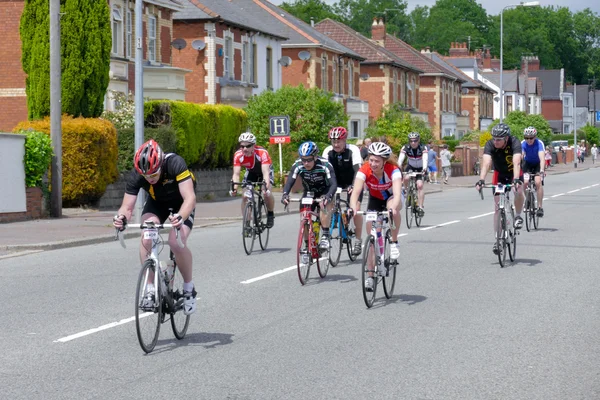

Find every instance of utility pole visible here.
[574,82,577,168]
[134,0,144,222]
[50,0,62,217]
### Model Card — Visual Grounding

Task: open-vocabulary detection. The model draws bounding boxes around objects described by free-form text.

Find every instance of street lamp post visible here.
[499,1,540,123]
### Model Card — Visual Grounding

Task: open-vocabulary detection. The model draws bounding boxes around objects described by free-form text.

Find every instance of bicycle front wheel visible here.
[361,236,377,308]
[525,192,533,232]
[496,212,508,268]
[328,213,343,267]
[346,226,358,262]
[382,231,397,299]
[532,193,540,230]
[242,202,256,255]
[257,198,270,250]
[405,192,413,229]
[135,259,162,354]
[414,198,423,227]
[170,264,190,340]
[508,208,516,262]
[297,221,311,285]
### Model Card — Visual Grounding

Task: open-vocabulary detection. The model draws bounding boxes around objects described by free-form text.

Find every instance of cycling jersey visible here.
[283,157,337,198]
[233,146,273,183]
[322,144,362,188]
[355,162,402,201]
[400,143,428,169]
[521,139,544,164]
[483,136,522,177]
[126,153,196,203]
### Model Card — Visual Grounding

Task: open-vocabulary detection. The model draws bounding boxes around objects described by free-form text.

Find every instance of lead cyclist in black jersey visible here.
[322,126,364,256]
[112,140,198,315]
[475,123,524,255]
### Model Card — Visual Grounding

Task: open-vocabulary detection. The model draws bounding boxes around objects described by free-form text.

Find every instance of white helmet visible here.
[238,132,256,144]
[368,142,392,159]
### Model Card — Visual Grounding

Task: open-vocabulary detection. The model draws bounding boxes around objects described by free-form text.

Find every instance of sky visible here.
[268,0,600,16]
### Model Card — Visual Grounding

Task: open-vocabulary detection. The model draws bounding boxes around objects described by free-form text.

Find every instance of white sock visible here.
[183,281,194,293]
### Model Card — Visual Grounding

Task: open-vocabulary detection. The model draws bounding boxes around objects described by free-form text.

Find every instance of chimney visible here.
[371,17,385,43]
[449,41,468,57]
[421,46,431,54]
[491,58,500,70]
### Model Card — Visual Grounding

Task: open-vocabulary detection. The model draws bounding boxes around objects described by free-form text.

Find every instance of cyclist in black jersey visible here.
[282,141,337,251]
[398,132,429,217]
[112,139,198,315]
[322,126,364,256]
[475,123,524,254]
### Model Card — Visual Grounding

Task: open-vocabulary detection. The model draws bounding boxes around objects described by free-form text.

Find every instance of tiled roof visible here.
[383,36,449,76]
[566,84,590,107]
[427,52,469,83]
[529,70,563,100]
[314,19,421,72]
[481,71,520,93]
[152,0,186,11]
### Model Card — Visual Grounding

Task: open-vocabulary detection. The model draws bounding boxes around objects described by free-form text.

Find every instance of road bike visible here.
[480,183,518,268]
[356,210,397,308]
[404,172,423,229]
[117,219,189,354]
[288,193,330,285]
[328,187,359,267]
[232,181,270,255]
[523,173,541,232]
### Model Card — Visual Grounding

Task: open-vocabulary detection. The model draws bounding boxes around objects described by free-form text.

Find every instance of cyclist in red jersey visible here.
[230,132,275,228]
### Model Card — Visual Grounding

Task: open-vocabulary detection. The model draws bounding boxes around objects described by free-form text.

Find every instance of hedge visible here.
[117,126,177,173]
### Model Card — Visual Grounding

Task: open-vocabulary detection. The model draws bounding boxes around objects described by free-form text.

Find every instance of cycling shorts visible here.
[142,197,195,229]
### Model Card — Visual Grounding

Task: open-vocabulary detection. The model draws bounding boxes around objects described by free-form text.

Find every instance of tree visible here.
[20,0,111,119]
[279,0,338,25]
[489,111,553,145]
[581,124,599,146]
[333,0,412,40]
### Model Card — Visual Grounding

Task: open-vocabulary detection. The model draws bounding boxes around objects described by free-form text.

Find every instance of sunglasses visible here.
[409,140,419,143]
[493,138,506,142]
[301,157,315,163]
[240,144,254,149]
[143,168,161,180]
[526,137,535,141]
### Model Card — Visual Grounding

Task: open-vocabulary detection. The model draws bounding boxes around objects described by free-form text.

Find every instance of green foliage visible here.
[334,0,412,40]
[460,130,481,143]
[279,0,338,25]
[102,91,136,130]
[17,129,53,187]
[443,138,460,152]
[20,0,111,119]
[581,125,599,146]
[117,126,178,173]
[488,111,553,144]
[364,103,432,153]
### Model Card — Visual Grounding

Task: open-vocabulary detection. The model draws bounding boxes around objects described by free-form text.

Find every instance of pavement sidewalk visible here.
[0,161,596,256]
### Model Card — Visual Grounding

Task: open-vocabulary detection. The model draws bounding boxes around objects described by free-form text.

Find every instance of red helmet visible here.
[134,139,163,175]
[328,126,348,140]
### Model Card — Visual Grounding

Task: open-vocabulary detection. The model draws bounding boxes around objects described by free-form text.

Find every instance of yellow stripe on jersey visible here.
[149,185,156,200]
[176,170,192,182]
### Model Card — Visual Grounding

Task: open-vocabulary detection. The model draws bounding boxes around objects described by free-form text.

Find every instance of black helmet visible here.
[492,123,511,138]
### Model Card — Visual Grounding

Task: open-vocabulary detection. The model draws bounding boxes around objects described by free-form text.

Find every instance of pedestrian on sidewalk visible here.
[545,146,552,168]
[592,144,598,164]
[427,145,440,183]
[559,145,566,164]
[440,144,452,184]
[579,141,586,163]
[360,137,372,161]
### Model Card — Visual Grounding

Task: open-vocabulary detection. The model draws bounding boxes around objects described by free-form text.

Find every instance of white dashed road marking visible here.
[468,212,495,220]
[420,220,460,231]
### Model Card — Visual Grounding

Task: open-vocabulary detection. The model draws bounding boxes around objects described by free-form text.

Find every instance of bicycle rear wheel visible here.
[382,230,396,299]
[346,226,358,262]
[242,202,256,255]
[328,213,342,267]
[297,221,311,285]
[414,196,423,227]
[361,236,377,308]
[532,192,540,230]
[405,192,413,229]
[170,264,190,340]
[135,259,162,354]
[257,198,270,250]
[496,212,508,268]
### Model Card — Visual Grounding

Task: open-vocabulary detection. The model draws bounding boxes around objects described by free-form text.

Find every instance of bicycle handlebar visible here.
[354,209,396,230]
[116,222,184,249]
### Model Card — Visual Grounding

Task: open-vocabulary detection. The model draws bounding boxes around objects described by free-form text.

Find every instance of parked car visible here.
[551,140,569,152]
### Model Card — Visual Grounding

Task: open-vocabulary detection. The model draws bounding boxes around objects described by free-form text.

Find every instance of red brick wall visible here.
[541,99,562,121]
[281,48,311,87]
[461,95,476,129]
[0,187,45,223]
[359,65,386,119]
[172,21,208,104]
[0,97,27,132]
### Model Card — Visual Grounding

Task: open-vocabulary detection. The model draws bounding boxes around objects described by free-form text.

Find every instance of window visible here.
[224,36,233,79]
[249,43,257,84]
[147,15,156,62]
[348,62,354,97]
[321,54,328,90]
[412,76,417,108]
[402,72,407,105]
[441,82,446,112]
[266,47,273,90]
[338,60,343,94]
[449,83,454,112]
[332,60,337,94]
[563,123,571,133]
[350,120,359,138]
[393,70,398,103]
[506,96,513,113]
[126,10,132,58]
[242,41,248,82]
[563,97,570,116]
[111,6,123,56]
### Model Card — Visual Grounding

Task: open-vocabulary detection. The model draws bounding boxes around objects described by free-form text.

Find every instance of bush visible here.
[488,111,553,144]
[14,116,118,206]
[16,129,53,187]
[101,91,135,130]
[365,104,432,153]
[117,126,177,173]
[442,138,460,152]
[480,131,492,147]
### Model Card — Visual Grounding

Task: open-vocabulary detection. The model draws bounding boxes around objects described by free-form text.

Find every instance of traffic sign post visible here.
[269,116,290,186]
[596,111,600,123]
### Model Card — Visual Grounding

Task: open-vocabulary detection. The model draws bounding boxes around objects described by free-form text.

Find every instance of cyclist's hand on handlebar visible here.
[347,208,354,219]
[512,178,523,188]
[347,185,353,195]
[169,213,184,229]
[113,214,127,231]
[281,193,290,205]
[475,179,485,190]
[321,195,332,207]
[229,189,237,197]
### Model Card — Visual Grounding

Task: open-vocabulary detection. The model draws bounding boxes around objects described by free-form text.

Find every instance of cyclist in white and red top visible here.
[230,132,275,228]
[399,131,428,217]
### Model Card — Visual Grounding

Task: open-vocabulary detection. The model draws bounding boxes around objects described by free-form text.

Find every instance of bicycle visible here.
[288,193,330,285]
[404,172,423,229]
[356,210,397,308]
[523,173,540,232]
[328,187,359,267]
[479,183,518,268]
[232,181,270,255]
[116,218,189,354]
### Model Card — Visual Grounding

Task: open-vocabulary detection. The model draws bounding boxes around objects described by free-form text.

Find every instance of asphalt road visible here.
[2,169,600,400]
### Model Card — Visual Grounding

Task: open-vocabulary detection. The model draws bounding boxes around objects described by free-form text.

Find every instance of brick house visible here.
[369,18,465,138]
[0,0,27,132]
[528,68,567,133]
[314,18,423,122]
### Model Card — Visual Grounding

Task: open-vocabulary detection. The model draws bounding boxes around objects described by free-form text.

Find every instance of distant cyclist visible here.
[475,123,524,255]
[230,132,275,228]
[322,126,364,256]
[282,142,337,267]
[398,132,428,216]
[521,126,545,217]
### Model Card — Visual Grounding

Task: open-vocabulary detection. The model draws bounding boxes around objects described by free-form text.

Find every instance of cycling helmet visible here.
[298,141,319,157]
[238,132,256,144]
[368,142,392,159]
[134,139,163,175]
[328,126,348,140]
[492,123,511,138]
[408,132,420,140]
[523,126,537,138]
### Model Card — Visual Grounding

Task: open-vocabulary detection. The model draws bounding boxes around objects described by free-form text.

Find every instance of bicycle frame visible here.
[330,187,351,241]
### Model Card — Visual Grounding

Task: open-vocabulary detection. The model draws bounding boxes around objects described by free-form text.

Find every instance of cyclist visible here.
[348,142,403,292]
[112,139,198,315]
[398,132,428,217]
[282,142,337,266]
[521,126,545,217]
[322,126,364,256]
[229,132,275,228]
[475,123,524,255]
